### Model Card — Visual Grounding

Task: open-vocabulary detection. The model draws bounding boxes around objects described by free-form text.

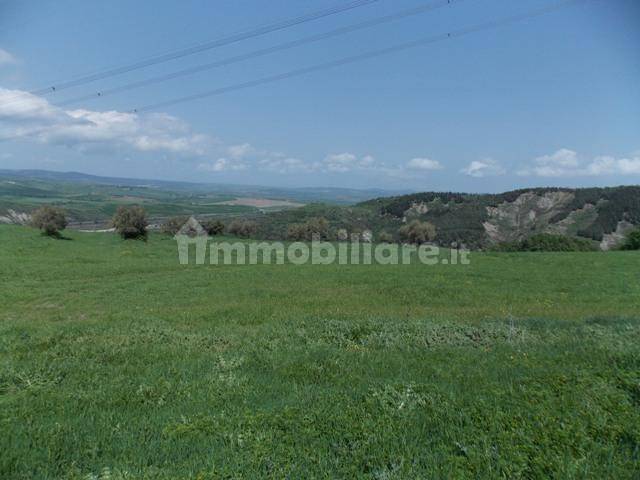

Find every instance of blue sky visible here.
[0,0,638,192]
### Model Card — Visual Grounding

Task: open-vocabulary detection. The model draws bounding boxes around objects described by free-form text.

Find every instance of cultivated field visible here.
[0,172,391,229]
[1,225,639,478]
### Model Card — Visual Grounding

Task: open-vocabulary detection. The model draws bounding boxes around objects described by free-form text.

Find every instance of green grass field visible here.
[1,225,639,478]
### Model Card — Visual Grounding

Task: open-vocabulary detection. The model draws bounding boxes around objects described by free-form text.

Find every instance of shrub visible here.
[202,219,225,236]
[112,205,148,239]
[31,205,68,236]
[286,223,306,241]
[286,217,330,241]
[521,234,596,252]
[307,217,330,240]
[493,233,596,252]
[161,216,188,236]
[398,220,436,245]
[378,231,393,243]
[227,219,258,238]
[620,228,640,250]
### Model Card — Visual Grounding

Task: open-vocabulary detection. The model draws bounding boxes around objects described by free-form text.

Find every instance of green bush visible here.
[112,205,148,240]
[286,217,330,241]
[227,219,258,238]
[202,219,225,236]
[30,205,68,236]
[493,234,596,252]
[398,220,436,245]
[378,231,393,243]
[161,216,188,236]
[620,227,640,250]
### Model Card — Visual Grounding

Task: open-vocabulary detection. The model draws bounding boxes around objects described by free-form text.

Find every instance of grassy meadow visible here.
[1,225,639,478]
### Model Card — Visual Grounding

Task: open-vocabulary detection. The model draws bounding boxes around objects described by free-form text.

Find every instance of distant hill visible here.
[253,186,640,250]
[0,169,405,205]
[2,169,638,250]
[0,169,406,227]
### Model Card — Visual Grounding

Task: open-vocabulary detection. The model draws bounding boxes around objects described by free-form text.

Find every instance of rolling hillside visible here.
[253,186,640,250]
[0,169,403,228]
[2,170,638,250]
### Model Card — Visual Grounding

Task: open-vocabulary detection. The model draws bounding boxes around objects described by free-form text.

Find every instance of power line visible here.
[12,0,380,102]
[55,0,463,108]
[132,0,588,113]
[1,0,589,143]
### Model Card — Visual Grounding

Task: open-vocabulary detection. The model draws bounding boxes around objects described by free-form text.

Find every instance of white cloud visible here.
[258,155,312,174]
[0,48,16,66]
[535,148,580,168]
[217,143,315,174]
[461,158,505,178]
[227,143,254,159]
[406,157,443,171]
[0,86,475,185]
[519,148,640,177]
[618,157,640,174]
[360,154,375,166]
[0,89,58,121]
[197,158,246,172]
[0,87,213,156]
[2,87,326,176]
[323,152,357,172]
[322,152,377,173]
[319,153,446,178]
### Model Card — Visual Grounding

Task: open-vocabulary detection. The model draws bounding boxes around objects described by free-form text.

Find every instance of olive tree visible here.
[161,216,188,235]
[31,205,68,236]
[227,219,258,238]
[398,220,436,245]
[202,219,225,236]
[286,217,330,241]
[112,205,148,239]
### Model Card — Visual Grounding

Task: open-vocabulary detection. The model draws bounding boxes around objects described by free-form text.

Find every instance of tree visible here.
[112,205,148,239]
[398,220,436,245]
[286,223,306,241]
[286,217,330,241]
[31,205,68,236]
[336,228,349,241]
[378,231,393,243]
[202,219,225,236]
[227,219,258,238]
[621,228,640,250]
[161,216,188,236]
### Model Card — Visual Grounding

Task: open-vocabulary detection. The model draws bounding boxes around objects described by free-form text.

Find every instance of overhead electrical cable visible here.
[3,0,380,104]
[132,0,588,113]
[55,0,463,107]
[0,0,589,142]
